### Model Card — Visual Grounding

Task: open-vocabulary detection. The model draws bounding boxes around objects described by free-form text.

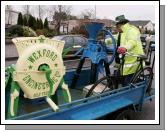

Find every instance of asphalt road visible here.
[134,98,155,120]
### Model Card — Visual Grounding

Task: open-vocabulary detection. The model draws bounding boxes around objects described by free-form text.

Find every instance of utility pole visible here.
[39,5,41,19]
[26,5,29,15]
[95,5,96,20]
[6,5,11,25]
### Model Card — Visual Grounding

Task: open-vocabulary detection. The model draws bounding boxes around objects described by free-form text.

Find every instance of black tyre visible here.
[85,76,115,98]
[131,67,153,94]
[114,109,134,120]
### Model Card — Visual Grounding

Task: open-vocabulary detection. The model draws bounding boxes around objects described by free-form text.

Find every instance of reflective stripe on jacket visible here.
[120,23,144,75]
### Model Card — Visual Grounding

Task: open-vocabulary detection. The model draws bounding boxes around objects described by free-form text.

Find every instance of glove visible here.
[105,37,112,45]
[117,46,127,54]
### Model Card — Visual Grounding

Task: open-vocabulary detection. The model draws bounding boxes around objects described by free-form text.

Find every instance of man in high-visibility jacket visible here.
[115,15,145,85]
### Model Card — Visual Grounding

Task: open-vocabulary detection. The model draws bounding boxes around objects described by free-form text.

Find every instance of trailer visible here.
[7,66,154,120]
[5,22,155,120]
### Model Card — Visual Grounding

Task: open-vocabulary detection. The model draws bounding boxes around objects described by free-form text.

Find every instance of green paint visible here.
[54,71,60,77]
[60,79,69,103]
[52,76,58,83]
[28,79,35,88]
[23,65,60,94]
[42,91,49,96]
[38,65,54,97]
[5,68,11,88]
[24,76,31,85]
[52,54,57,61]
[23,75,50,90]
[33,91,49,98]
[49,51,54,59]
[6,41,73,118]
[41,83,46,89]
[33,82,38,89]
[37,50,42,58]
[39,37,45,43]
[28,65,33,69]
[27,56,35,63]
[62,46,73,57]
[46,70,54,97]
[43,49,47,56]
[7,65,20,119]
[54,63,58,67]
[7,81,20,119]
[62,90,69,103]
[46,50,51,57]
[32,52,38,60]
[27,49,57,64]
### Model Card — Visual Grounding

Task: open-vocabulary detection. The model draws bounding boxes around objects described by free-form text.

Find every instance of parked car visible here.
[52,35,88,57]
[140,34,155,43]
[150,35,155,44]
[140,34,155,50]
[140,34,148,42]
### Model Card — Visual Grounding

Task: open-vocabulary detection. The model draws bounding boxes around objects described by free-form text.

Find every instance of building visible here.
[5,9,20,27]
[49,19,115,34]
[48,21,56,30]
[129,20,154,32]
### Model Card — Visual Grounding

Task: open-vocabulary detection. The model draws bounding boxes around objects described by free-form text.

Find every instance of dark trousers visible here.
[122,74,134,87]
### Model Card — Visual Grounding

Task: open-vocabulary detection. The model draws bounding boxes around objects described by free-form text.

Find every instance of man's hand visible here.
[105,37,112,45]
[117,46,127,54]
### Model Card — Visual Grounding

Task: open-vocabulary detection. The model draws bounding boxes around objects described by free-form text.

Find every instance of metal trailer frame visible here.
[10,68,154,120]
[5,21,155,120]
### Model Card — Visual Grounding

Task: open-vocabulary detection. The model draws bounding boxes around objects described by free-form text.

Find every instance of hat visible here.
[115,15,129,25]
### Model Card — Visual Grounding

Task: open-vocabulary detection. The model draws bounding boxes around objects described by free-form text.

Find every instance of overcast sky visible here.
[73,5,155,22]
[12,5,155,22]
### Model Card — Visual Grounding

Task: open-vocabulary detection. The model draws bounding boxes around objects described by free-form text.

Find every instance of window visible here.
[63,37,74,48]
[74,36,87,47]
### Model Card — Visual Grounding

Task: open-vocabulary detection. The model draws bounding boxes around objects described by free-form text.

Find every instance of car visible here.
[140,34,155,49]
[140,34,155,43]
[140,34,148,42]
[150,35,155,44]
[52,35,88,58]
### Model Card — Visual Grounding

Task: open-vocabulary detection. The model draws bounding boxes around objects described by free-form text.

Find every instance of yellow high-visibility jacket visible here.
[118,23,145,75]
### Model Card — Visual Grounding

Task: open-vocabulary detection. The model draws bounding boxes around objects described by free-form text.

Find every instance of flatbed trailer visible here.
[9,67,154,120]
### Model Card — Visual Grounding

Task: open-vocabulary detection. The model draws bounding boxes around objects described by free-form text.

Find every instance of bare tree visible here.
[38,5,45,19]
[80,8,95,19]
[49,5,72,34]
[6,5,13,25]
[22,5,31,16]
[5,5,12,10]
[45,5,54,20]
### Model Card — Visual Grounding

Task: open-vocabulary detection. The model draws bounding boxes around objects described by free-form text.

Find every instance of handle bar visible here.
[119,52,147,60]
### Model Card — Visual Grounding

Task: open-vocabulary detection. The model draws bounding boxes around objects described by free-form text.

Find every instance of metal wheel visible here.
[85,76,115,98]
[131,67,153,94]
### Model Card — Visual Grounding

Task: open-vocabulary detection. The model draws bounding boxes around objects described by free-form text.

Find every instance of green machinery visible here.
[5,35,71,119]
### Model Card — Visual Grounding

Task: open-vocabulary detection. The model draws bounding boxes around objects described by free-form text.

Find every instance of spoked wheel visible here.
[131,67,153,94]
[85,76,115,98]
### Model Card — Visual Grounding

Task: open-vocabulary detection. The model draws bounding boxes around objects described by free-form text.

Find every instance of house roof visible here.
[129,20,151,27]
[50,19,153,28]
[79,19,116,27]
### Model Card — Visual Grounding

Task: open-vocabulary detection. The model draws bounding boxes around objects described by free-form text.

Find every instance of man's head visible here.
[115,15,129,33]
[116,24,123,33]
